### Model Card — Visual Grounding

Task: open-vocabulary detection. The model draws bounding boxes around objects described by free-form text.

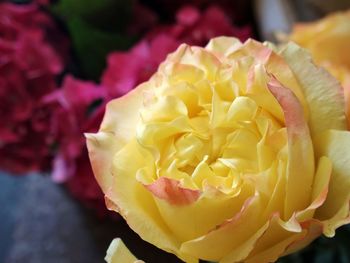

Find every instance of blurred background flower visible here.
[0,2,66,174]
[289,10,350,127]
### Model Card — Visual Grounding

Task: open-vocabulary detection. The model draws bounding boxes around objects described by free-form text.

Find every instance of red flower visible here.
[148,5,251,46]
[65,106,109,217]
[102,5,252,98]
[0,2,64,173]
[144,0,253,24]
[127,2,158,36]
[45,75,105,182]
[102,35,179,98]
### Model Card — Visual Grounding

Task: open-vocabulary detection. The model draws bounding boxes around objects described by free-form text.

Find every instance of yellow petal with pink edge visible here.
[267,76,314,219]
[244,214,305,263]
[180,196,263,261]
[246,64,284,123]
[144,177,201,206]
[86,132,118,194]
[244,40,308,114]
[86,82,151,193]
[148,181,254,243]
[324,63,350,127]
[219,221,270,263]
[283,220,324,257]
[100,82,151,143]
[278,158,333,256]
[111,139,198,263]
[280,42,347,135]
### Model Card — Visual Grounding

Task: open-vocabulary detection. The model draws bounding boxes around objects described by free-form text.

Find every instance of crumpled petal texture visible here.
[289,10,350,127]
[87,37,350,263]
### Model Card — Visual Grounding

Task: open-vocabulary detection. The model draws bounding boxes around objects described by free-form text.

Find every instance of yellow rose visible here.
[87,37,350,263]
[289,10,350,126]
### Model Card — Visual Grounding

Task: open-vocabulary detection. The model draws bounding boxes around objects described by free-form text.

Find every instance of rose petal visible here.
[145,177,200,206]
[180,196,262,261]
[267,76,315,219]
[105,238,140,263]
[281,42,347,135]
[314,130,350,236]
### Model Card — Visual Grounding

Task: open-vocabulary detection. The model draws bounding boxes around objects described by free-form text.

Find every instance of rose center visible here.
[136,91,287,193]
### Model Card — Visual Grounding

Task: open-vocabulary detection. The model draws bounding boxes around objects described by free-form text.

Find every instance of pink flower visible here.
[45,75,105,182]
[65,152,107,217]
[127,2,158,36]
[102,35,179,98]
[45,75,107,215]
[148,5,251,46]
[64,106,110,217]
[0,2,64,173]
[144,0,253,24]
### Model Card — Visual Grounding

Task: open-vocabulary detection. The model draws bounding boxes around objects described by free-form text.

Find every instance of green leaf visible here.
[52,0,133,32]
[67,17,135,80]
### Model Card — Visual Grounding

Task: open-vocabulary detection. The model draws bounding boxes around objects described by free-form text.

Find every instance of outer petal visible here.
[314,130,350,235]
[86,132,118,194]
[105,238,140,263]
[148,181,254,242]
[325,64,350,127]
[244,215,305,263]
[219,220,270,263]
[296,156,332,221]
[279,158,332,257]
[282,220,324,257]
[267,77,315,219]
[249,157,331,262]
[109,140,198,263]
[86,82,150,193]
[87,84,197,263]
[180,196,264,261]
[280,42,347,135]
[99,82,151,143]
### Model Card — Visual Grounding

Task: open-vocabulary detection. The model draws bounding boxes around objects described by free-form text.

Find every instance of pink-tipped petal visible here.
[145,177,200,206]
[267,76,315,219]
